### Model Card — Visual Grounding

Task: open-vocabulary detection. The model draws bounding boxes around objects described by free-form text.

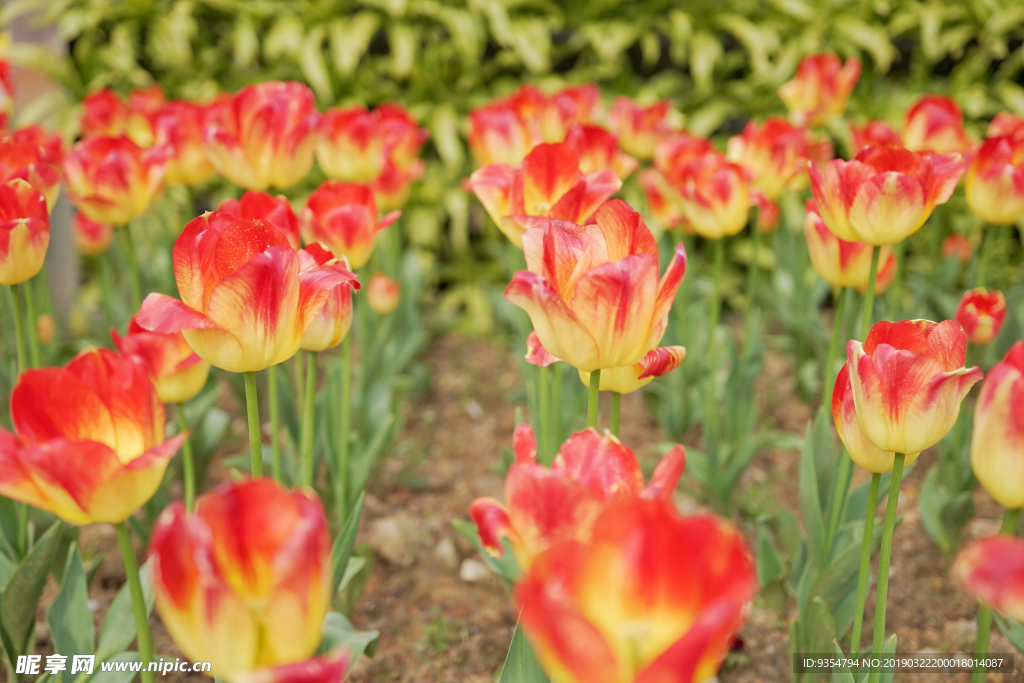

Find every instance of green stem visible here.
[100,251,117,329]
[7,285,27,375]
[887,241,906,319]
[744,209,761,347]
[300,351,318,487]
[850,472,881,657]
[243,371,263,477]
[337,336,352,528]
[971,507,1021,683]
[825,451,854,556]
[114,522,154,683]
[292,354,305,425]
[705,238,726,497]
[552,362,563,447]
[975,226,992,288]
[538,364,551,465]
[21,282,40,368]
[176,405,195,512]
[121,226,142,311]
[15,502,26,557]
[586,369,601,428]
[867,453,906,683]
[610,392,621,437]
[860,246,880,341]
[824,287,850,407]
[268,365,282,482]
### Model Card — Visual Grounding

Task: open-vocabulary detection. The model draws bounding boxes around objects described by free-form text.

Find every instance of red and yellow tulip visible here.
[540,83,601,143]
[669,151,752,240]
[808,145,966,245]
[953,535,1024,623]
[149,478,331,682]
[81,85,165,148]
[563,123,638,180]
[470,425,686,569]
[955,288,1007,346]
[0,348,184,523]
[726,118,810,199]
[72,213,114,256]
[832,363,909,473]
[219,190,300,249]
[970,341,1024,509]
[300,181,400,269]
[152,100,216,187]
[777,53,861,127]
[234,650,349,683]
[112,315,211,405]
[804,199,896,293]
[942,234,972,264]
[62,135,167,226]
[850,120,901,151]
[902,94,974,154]
[988,112,1024,139]
[366,272,400,315]
[467,86,545,167]
[846,320,983,455]
[135,211,356,373]
[505,200,687,372]
[638,133,717,230]
[516,497,757,683]
[0,178,49,286]
[608,97,679,160]
[964,133,1024,225]
[0,127,63,209]
[297,243,359,352]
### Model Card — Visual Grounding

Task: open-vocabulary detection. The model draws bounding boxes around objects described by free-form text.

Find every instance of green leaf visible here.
[995,614,1024,653]
[509,18,551,73]
[232,15,259,69]
[96,560,155,663]
[300,26,333,102]
[331,492,365,595]
[264,14,305,60]
[47,544,94,682]
[689,32,721,91]
[499,618,549,683]
[917,465,951,554]
[88,652,141,683]
[831,641,855,683]
[452,519,521,583]
[804,596,837,662]
[800,423,826,570]
[320,611,379,662]
[879,633,897,683]
[328,13,381,76]
[389,23,418,79]
[337,556,366,594]
[836,16,895,72]
[756,525,785,587]
[348,414,396,506]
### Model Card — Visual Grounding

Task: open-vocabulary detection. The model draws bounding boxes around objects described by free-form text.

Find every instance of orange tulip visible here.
[804,199,896,293]
[969,341,1024,509]
[112,315,212,404]
[903,94,973,154]
[465,141,621,248]
[219,190,300,249]
[366,272,400,315]
[850,120,902,151]
[0,348,184,523]
[152,101,216,187]
[0,178,49,286]
[846,320,982,456]
[0,127,64,209]
[777,53,861,127]
[953,535,1024,623]
[81,85,165,148]
[62,135,167,226]
[300,181,400,270]
[955,288,1007,346]
[808,145,966,245]
[965,133,1024,225]
[149,479,331,681]
[726,118,810,199]
[540,83,601,143]
[203,81,320,190]
[72,213,114,256]
[470,425,686,569]
[467,85,545,167]
[135,211,356,373]
[297,243,359,352]
[505,200,687,372]
[942,234,972,264]
[517,497,756,683]
[608,97,679,160]
[563,123,638,180]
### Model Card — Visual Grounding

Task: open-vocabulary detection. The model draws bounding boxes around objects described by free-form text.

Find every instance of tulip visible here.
[638,167,686,229]
[0,60,12,129]
[850,120,902,150]
[81,85,165,147]
[151,101,216,187]
[36,314,55,344]
[366,272,400,315]
[203,81,320,190]
[317,103,427,183]
[970,341,1024,509]
[62,135,167,226]
[467,85,545,166]
[988,112,1024,139]
[943,234,972,264]
[540,83,601,143]
[234,650,350,683]
[726,118,810,199]
[832,363,913,473]
[671,151,752,240]
[516,497,757,683]
[777,53,861,127]
[0,130,63,209]
[955,288,1007,346]
[470,425,686,569]
[804,199,896,293]
[8,124,65,167]
[465,141,621,248]
[902,94,973,154]
[297,243,359,352]
[608,97,679,160]
[953,535,1024,623]
[0,348,184,523]
[808,145,966,245]
[0,178,49,286]
[505,200,688,373]
[371,159,424,212]
[751,189,780,233]
[563,123,638,180]
[149,479,331,681]
[847,319,983,456]
[219,190,300,249]
[71,213,114,256]
[135,211,356,373]
[112,315,212,405]
[637,133,717,230]
[300,181,400,270]
[964,134,1024,225]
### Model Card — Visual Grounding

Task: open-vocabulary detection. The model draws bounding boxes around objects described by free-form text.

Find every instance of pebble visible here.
[459,558,490,582]
[434,537,459,569]
[367,514,417,567]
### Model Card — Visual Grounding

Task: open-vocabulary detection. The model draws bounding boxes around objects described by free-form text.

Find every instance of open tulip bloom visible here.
[726,117,811,200]
[300,181,399,270]
[608,96,679,160]
[804,199,896,293]
[954,535,1024,624]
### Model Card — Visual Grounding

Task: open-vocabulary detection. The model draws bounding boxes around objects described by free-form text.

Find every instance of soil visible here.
[29,333,1024,683]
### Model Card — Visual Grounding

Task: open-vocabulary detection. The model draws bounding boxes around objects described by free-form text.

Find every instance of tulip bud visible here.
[0,128,63,209]
[970,341,1024,509]
[35,313,55,344]
[539,83,601,143]
[832,363,911,473]
[777,53,861,127]
[0,178,49,286]
[72,213,114,256]
[151,100,215,187]
[112,315,212,405]
[63,135,167,227]
[903,94,973,154]
[955,288,1007,346]
[366,273,400,315]
[467,86,545,167]
[965,134,1024,225]
[953,535,1024,623]
[300,181,400,270]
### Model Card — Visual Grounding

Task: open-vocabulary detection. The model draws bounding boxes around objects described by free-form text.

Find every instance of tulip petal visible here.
[0,430,54,513]
[469,498,514,556]
[971,344,1024,508]
[520,143,584,215]
[638,346,687,380]
[525,330,560,367]
[577,170,622,222]
[593,198,658,262]
[953,536,1024,623]
[642,445,686,499]
[514,423,538,464]
[848,171,925,245]
[554,428,645,498]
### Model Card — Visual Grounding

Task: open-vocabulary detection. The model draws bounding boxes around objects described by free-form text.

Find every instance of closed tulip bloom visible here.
[0,130,63,209]
[903,94,973,154]
[832,363,915,473]
[608,97,679,160]
[0,178,49,286]
[726,118,810,199]
[988,112,1024,139]
[81,85,165,147]
[203,81,320,190]
[470,425,686,569]
[467,85,545,167]
[964,134,1024,225]
[942,234,972,263]
[300,181,400,269]
[847,320,983,455]
[808,145,966,245]
[297,243,359,352]
[506,200,687,372]
[540,83,601,143]
[149,479,331,682]
[953,536,1024,623]
[219,190,300,249]
[465,142,621,248]
[850,120,902,150]
[0,348,184,524]
[316,103,427,185]
[955,288,1007,346]
[72,213,114,256]
[638,133,717,230]
[517,497,757,683]
[135,212,356,373]
[366,272,400,315]
[112,315,212,405]
[234,650,350,683]
[777,53,861,127]
[970,341,1024,508]
[673,152,752,240]
[152,101,215,187]
[63,135,167,226]
[563,123,639,180]
[804,199,896,293]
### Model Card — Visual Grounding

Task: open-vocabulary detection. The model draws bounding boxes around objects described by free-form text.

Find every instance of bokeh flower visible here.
[970,341,1024,509]
[62,135,167,226]
[300,181,400,269]
[777,53,861,127]
[112,315,211,405]
[955,288,1007,346]
[902,94,973,154]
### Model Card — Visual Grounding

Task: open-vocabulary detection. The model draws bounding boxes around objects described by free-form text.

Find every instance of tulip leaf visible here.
[918,465,953,554]
[805,596,837,665]
[499,617,549,683]
[995,614,1024,654]
[799,423,826,570]
[95,560,154,664]
[348,414,396,507]
[337,556,366,595]
[0,552,14,589]
[331,492,365,595]
[756,525,785,587]
[879,633,897,683]
[452,519,521,583]
[47,544,94,681]
[320,611,379,662]
[831,641,855,683]
[87,652,141,683]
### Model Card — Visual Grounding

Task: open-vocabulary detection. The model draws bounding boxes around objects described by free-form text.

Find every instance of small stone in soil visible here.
[459,559,490,582]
